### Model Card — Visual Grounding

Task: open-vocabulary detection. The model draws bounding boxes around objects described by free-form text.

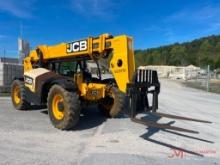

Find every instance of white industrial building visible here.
[139,65,202,80]
[0,57,23,92]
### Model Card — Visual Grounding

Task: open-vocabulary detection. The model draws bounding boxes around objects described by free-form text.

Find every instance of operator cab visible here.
[47,60,103,83]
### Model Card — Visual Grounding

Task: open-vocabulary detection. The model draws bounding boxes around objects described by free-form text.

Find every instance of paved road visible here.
[0,79,219,165]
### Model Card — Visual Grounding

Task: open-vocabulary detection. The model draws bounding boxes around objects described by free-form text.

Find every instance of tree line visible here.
[135,35,220,69]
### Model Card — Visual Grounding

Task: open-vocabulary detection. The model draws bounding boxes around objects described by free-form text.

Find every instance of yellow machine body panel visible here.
[80,83,106,101]
[23,68,50,92]
[108,36,135,92]
[74,73,105,100]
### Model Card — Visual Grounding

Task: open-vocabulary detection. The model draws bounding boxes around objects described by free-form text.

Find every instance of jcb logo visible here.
[24,76,33,85]
[66,40,87,53]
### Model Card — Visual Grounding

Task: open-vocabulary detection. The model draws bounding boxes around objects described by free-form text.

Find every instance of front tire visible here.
[11,80,31,110]
[99,87,125,118]
[47,85,81,130]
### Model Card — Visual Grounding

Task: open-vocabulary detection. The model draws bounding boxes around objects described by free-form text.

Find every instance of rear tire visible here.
[11,80,31,110]
[99,87,125,118]
[47,85,81,130]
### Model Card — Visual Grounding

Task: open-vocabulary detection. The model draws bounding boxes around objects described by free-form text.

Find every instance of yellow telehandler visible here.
[11,33,208,132]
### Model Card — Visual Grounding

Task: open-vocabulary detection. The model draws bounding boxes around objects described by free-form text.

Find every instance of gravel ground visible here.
[0,79,219,165]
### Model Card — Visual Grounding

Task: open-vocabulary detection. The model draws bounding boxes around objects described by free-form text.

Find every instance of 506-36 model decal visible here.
[66,40,87,53]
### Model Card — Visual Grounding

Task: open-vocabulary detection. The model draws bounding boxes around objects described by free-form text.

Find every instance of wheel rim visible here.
[13,85,21,104]
[52,94,65,120]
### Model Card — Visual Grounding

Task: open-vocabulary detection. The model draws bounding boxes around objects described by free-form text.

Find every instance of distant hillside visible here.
[135,35,220,69]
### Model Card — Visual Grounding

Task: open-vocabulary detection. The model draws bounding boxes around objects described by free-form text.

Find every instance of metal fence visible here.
[180,65,220,93]
[139,65,220,93]
[0,63,23,92]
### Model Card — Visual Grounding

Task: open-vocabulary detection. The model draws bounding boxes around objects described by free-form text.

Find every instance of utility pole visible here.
[18,21,24,64]
[3,48,6,63]
[207,65,210,92]
[20,21,23,38]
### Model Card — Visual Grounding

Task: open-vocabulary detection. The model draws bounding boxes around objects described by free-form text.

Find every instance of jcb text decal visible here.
[66,40,87,53]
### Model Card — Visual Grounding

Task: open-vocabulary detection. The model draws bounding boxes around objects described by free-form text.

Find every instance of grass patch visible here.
[0,93,10,97]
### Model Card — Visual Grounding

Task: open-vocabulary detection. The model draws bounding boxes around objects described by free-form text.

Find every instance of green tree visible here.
[170,45,187,65]
[134,35,220,69]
